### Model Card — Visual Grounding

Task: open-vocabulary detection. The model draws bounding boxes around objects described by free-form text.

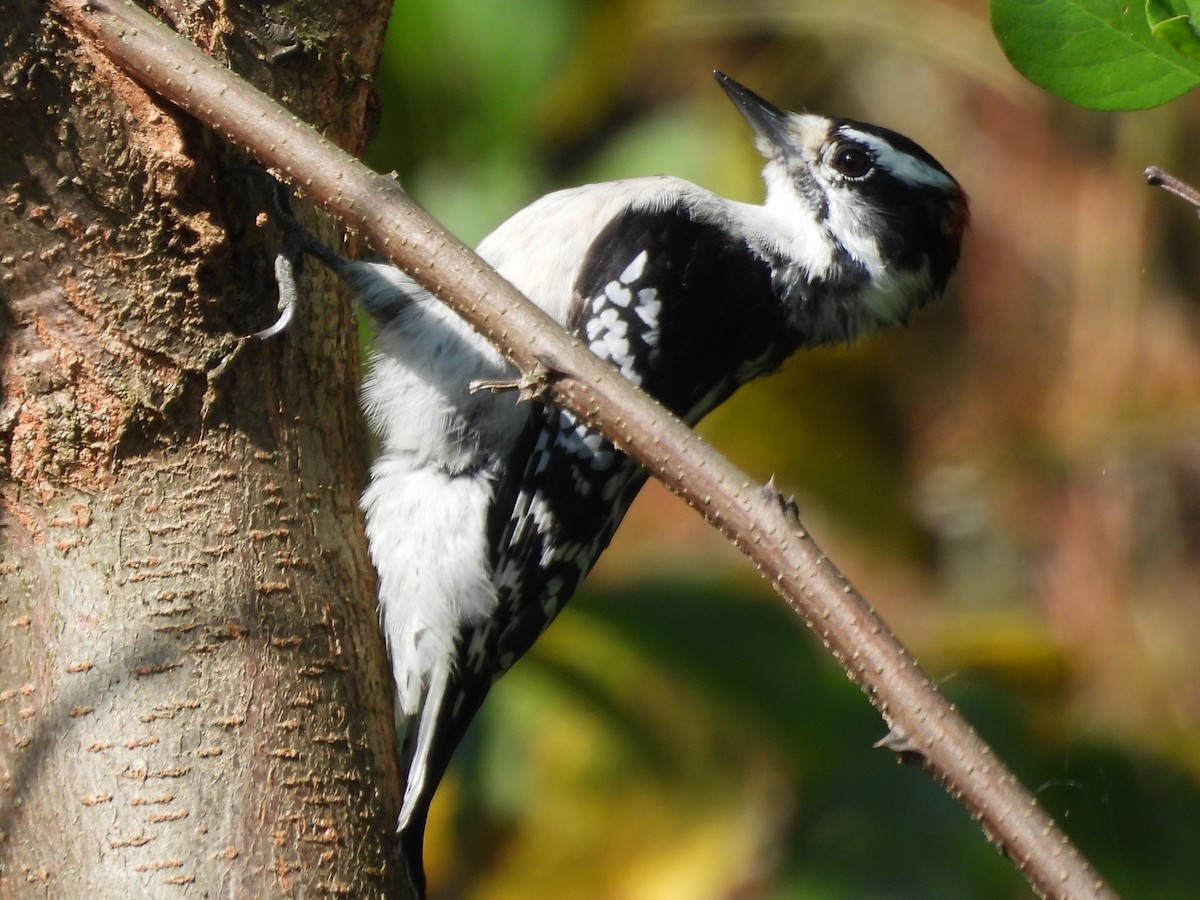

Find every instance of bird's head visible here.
[715,71,969,342]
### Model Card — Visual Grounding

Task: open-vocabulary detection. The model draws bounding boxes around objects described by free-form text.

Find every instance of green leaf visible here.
[1146,0,1200,60]
[1146,0,1200,27]
[990,0,1200,109]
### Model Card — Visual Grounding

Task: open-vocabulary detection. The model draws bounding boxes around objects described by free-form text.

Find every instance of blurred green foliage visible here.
[365,0,1200,896]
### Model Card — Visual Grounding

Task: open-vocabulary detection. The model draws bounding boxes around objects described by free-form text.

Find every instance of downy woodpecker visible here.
[282,72,967,895]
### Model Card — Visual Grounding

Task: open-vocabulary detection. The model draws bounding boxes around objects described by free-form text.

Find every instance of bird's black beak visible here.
[714,71,792,149]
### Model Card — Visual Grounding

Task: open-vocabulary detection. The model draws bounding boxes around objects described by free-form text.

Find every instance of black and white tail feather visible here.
[264,72,968,897]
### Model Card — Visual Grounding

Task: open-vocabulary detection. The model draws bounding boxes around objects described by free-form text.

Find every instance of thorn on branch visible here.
[760,475,800,519]
[469,358,553,404]
[875,727,927,767]
[1145,166,1200,216]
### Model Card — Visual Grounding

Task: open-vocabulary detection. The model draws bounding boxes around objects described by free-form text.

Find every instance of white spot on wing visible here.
[598,307,626,335]
[619,250,649,284]
[605,282,633,307]
[529,491,555,538]
[635,290,660,325]
[494,558,522,592]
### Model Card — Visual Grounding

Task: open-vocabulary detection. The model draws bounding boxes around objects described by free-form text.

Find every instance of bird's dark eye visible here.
[829,142,873,179]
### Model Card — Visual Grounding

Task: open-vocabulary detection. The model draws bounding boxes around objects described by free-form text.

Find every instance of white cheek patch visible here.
[839,128,955,190]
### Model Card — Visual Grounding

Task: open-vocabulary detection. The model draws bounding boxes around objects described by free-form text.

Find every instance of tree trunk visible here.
[0,1,404,895]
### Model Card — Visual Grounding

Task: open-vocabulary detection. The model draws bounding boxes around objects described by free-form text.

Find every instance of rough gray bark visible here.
[0,1,404,895]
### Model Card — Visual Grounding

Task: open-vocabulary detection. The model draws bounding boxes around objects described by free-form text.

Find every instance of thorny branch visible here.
[47,1,1118,897]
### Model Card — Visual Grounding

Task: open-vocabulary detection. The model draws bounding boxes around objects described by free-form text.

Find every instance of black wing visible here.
[482,202,801,664]
[397,201,798,881]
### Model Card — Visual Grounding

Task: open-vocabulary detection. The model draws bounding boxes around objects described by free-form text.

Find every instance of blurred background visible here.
[364,0,1200,896]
